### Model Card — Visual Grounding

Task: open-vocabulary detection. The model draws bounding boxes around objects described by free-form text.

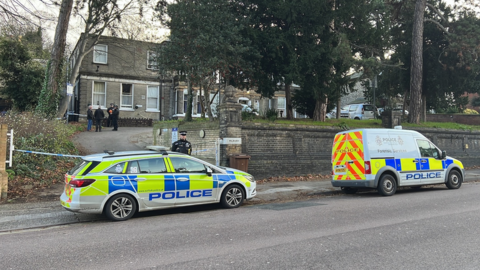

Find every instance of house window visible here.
[121,84,133,109]
[147,51,158,70]
[184,94,188,113]
[93,81,106,107]
[93,44,108,64]
[277,97,286,110]
[147,85,159,110]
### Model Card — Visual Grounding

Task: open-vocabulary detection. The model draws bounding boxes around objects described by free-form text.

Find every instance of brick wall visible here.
[154,121,219,164]
[241,123,480,179]
[426,114,480,125]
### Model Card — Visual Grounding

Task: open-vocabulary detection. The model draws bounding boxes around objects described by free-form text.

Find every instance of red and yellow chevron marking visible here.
[332,133,347,163]
[346,132,365,180]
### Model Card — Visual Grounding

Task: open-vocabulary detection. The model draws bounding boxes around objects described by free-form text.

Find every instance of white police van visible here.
[331,128,464,196]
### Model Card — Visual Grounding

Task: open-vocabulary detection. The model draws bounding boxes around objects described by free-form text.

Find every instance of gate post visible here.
[217,86,242,167]
[0,124,8,201]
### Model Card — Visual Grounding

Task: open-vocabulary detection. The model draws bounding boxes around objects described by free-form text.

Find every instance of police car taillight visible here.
[69,179,96,188]
[364,161,371,174]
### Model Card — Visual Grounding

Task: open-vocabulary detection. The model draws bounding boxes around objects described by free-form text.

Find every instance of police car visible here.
[60,150,256,221]
[331,128,464,196]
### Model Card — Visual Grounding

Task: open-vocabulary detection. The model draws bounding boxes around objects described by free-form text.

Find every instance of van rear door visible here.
[332,131,365,180]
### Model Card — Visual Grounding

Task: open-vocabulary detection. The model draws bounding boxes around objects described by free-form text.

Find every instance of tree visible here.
[55,0,142,118]
[37,0,73,117]
[156,0,257,121]
[0,38,45,110]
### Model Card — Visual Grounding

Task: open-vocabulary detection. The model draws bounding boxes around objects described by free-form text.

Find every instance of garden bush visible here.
[0,111,82,200]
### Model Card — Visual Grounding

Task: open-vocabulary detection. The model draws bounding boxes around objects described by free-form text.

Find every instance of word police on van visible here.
[331,128,464,196]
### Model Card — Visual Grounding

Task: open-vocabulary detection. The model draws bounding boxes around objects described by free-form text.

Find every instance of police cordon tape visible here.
[192,148,215,153]
[15,150,83,158]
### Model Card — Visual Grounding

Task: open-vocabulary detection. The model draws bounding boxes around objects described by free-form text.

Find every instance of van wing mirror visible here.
[441,150,446,159]
[206,167,213,176]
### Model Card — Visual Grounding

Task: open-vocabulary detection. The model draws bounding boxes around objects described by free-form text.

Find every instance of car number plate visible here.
[335,168,347,173]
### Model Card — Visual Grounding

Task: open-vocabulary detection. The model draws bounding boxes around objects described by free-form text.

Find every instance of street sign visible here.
[67,83,73,96]
[221,138,242,145]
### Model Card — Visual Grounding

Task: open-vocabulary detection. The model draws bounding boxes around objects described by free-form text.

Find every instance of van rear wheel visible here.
[446,170,462,189]
[378,174,397,196]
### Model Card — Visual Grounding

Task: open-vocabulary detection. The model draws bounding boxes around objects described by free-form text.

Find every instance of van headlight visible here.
[244,175,255,182]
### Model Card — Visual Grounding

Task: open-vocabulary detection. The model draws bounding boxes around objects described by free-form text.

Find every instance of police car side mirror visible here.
[441,150,446,159]
[206,167,213,176]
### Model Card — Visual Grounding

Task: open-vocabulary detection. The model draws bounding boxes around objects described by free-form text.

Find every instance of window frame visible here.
[147,50,158,70]
[120,83,134,110]
[146,85,160,112]
[93,44,108,64]
[92,81,107,108]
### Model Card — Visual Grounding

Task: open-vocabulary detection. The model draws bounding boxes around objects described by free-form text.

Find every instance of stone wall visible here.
[426,114,480,125]
[154,121,219,164]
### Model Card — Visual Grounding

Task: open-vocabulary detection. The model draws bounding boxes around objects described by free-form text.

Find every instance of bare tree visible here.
[56,0,141,118]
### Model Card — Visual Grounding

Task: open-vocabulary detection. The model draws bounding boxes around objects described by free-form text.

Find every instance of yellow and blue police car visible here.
[60,150,256,221]
[331,128,464,196]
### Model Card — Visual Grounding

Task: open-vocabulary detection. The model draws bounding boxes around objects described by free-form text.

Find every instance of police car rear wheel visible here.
[446,170,462,189]
[221,184,244,208]
[105,194,137,221]
[378,174,397,196]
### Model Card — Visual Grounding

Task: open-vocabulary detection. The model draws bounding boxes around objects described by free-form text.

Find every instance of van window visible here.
[417,140,439,158]
[349,105,358,112]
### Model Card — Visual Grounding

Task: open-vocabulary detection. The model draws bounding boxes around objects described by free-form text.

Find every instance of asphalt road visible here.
[2,182,480,269]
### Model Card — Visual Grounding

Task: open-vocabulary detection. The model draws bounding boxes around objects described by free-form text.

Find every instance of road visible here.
[1,183,480,269]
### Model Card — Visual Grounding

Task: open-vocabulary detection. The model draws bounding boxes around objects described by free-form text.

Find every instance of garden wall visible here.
[426,114,480,125]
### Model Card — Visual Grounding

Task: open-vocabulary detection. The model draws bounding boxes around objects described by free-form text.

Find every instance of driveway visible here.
[73,127,154,155]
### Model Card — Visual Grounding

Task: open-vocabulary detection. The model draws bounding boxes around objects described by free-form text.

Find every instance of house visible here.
[68,35,172,121]
[67,35,312,121]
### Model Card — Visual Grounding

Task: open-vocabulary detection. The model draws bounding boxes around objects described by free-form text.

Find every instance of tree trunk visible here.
[42,0,73,117]
[421,94,426,122]
[185,80,193,121]
[408,0,427,124]
[285,84,293,119]
[313,94,328,121]
[336,98,341,119]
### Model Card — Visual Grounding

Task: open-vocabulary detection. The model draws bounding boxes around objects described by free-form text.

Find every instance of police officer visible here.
[172,131,192,155]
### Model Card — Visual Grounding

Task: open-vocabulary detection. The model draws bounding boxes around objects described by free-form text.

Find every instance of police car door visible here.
[416,139,444,185]
[128,158,175,208]
[169,157,217,206]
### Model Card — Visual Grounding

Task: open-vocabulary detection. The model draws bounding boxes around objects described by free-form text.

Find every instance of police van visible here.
[331,128,464,196]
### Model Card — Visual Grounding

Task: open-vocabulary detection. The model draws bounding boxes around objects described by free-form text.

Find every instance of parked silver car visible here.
[347,104,377,120]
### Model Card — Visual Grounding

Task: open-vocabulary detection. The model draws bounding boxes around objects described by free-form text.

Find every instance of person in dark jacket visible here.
[107,103,114,127]
[94,106,105,132]
[87,105,94,131]
[112,105,119,131]
[172,131,192,155]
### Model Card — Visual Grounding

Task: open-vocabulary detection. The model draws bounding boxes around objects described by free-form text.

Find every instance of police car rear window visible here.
[68,160,100,176]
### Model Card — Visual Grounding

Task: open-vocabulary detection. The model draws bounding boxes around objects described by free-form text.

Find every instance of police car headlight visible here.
[244,175,255,182]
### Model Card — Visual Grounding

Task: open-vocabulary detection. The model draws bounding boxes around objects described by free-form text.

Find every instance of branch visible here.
[424,18,451,35]
[426,3,447,22]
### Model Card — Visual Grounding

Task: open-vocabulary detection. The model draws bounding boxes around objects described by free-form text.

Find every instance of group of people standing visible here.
[87,103,119,132]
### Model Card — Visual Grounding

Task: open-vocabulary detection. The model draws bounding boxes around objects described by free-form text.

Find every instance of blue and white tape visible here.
[192,148,215,154]
[15,150,83,158]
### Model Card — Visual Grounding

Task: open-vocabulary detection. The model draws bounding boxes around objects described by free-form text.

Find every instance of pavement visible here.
[1,127,480,233]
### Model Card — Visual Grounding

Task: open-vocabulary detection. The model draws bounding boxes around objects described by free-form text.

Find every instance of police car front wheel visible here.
[221,184,244,208]
[446,170,462,189]
[105,194,137,221]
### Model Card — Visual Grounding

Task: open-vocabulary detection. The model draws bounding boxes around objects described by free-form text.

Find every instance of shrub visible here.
[463,108,479,115]
[262,108,278,122]
[0,111,80,200]
[241,110,257,121]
